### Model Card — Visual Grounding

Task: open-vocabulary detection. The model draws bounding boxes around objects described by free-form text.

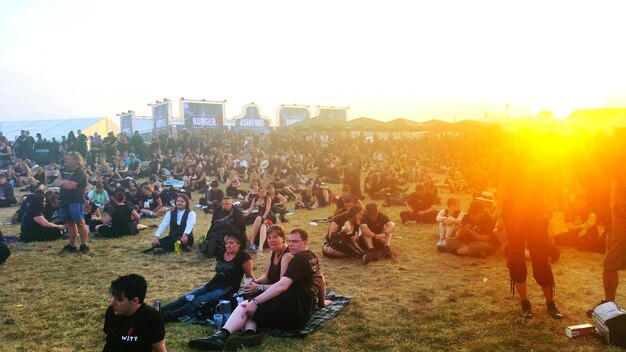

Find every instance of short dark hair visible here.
[108,274,147,303]
[115,191,125,202]
[290,228,309,241]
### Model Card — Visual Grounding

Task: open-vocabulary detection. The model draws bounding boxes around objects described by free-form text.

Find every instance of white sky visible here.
[1,0,625,123]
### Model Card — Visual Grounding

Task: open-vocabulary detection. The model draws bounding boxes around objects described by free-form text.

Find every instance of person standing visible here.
[589,151,626,314]
[53,151,90,254]
[103,274,166,352]
[497,132,562,319]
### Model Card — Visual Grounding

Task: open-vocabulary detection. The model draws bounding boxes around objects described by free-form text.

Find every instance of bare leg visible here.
[223,304,250,333]
[257,224,267,254]
[67,221,78,246]
[76,221,89,245]
[515,282,528,300]
[248,217,262,247]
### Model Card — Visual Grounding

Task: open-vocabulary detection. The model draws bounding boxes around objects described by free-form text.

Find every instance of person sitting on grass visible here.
[0,174,18,207]
[444,200,497,258]
[245,186,273,254]
[96,191,142,238]
[435,197,464,252]
[322,206,377,264]
[103,274,166,352]
[188,228,326,351]
[0,230,10,264]
[161,232,253,322]
[359,203,395,259]
[87,182,110,209]
[139,184,169,218]
[150,194,196,254]
[19,194,65,242]
[84,197,103,233]
[203,197,247,258]
[399,183,439,224]
[242,225,293,297]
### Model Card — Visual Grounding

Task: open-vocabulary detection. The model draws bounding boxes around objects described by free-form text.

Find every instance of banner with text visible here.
[278,105,310,127]
[233,104,270,132]
[181,100,225,129]
[152,101,172,131]
[119,112,135,136]
[318,106,348,121]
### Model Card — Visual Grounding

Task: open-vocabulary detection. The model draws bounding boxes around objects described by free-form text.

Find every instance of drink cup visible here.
[186,294,195,302]
[244,278,253,285]
[213,313,224,330]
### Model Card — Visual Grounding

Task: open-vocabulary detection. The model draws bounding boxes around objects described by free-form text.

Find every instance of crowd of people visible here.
[1,125,626,350]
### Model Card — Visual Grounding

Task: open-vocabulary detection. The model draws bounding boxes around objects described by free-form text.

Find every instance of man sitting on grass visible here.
[359,203,395,259]
[444,201,497,258]
[103,274,166,352]
[399,183,438,224]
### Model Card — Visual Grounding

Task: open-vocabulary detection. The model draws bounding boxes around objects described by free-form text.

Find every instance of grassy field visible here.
[0,181,623,352]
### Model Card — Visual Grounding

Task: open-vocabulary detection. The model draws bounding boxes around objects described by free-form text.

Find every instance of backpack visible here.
[592,301,626,347]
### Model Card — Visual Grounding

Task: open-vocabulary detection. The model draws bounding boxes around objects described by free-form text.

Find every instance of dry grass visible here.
[0,182,623,352]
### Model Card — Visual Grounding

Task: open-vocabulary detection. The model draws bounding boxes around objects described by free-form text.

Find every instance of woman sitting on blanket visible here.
[241,225,293,297]
[161,232,254,322]
[189,228,329,351]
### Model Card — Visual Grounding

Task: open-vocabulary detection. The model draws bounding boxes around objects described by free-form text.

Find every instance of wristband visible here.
[259,285,264,292]
[252,298,260,305]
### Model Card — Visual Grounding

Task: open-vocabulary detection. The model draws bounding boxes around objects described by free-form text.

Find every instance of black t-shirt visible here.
[22,209,45,233]
[407,191,438,212]
[110,202,133,236]
[461,211,496,245]
[142,192,159,211]
[60,166,88,204]
[102,304,165,352]
[125,192,143,208]
[362,212,391,234]
[283,250,315,311]
[207,250,251,292]
[331,212,352,230]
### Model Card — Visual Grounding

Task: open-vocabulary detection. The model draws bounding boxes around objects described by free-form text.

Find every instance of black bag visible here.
[592,301,626,347]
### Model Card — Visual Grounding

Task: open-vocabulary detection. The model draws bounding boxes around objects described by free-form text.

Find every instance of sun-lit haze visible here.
[1,0,625,123]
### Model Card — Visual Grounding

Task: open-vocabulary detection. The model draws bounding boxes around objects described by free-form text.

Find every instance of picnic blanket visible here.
[178,291,351,337]
[163,179,185,188]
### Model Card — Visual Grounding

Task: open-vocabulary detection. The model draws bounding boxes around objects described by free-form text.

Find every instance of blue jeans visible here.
[161,283,227,319]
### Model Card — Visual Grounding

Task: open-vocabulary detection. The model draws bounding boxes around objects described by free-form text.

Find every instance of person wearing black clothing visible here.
[125,187,143,210]
[103,274,166,352]
[201,180,224,214]
[189,229,324,351]
[444,201,497,258]
[52,152,90,254]
[242,225,293,296]
[400,183,439,224]
[162,233,253,321]
[0,174,17,207]
[203,197,246,257]
[150,194,196,253]
[0,230,10,264]
[359,203,395,259]
[84,199,103,233]
[97,192,141,238]
[20,194,65,242]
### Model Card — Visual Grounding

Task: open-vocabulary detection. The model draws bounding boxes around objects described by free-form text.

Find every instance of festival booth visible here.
[345,117,387,131]
[284,115,346,131]
[180,99,226,131]
[119,111,135,136]
[232,103,271,133]
[277,105,310,127]
[384,118,429,132]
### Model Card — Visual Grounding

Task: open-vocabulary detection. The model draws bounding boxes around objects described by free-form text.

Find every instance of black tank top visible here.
[267,247,289,284]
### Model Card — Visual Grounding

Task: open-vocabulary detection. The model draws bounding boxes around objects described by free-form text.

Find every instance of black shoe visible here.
[61,244,77,253]
[546,301,563,319]
[189,330,229,351]
[79,243,90,254]
[224,332,264,351]
[586,300,609,317]
[383,246,392,259]
[520,299,533,319]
